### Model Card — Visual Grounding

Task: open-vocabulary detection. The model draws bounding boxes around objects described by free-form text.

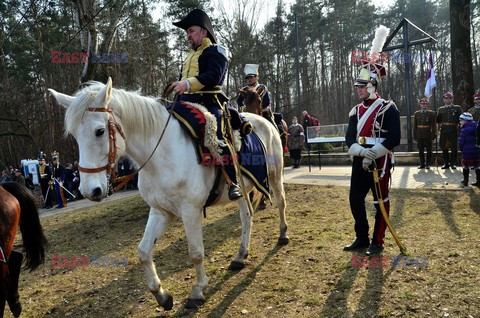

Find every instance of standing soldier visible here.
[344,25,401,256]
[413,98,437,169]
[38,152,54,209]
[436,92,463,169]
[51,151,67,208]
[467,93,480,122]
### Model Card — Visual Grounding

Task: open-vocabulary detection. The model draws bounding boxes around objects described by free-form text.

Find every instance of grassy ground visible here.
[7,184,480,318]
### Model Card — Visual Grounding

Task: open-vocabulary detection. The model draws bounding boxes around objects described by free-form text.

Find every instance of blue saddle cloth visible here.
[237,132,271,200]
[168,102,271,200]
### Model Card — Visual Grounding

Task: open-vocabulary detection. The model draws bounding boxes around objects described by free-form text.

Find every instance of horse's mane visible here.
[64,81,164,138]
[244,88,261,106]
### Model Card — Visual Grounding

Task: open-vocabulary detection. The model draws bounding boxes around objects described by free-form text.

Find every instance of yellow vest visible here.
[181,38,212,93]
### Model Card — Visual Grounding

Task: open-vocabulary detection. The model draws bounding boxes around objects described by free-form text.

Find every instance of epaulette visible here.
[214,44,229,61]
[377,99,396,116]
[349,104,362,117]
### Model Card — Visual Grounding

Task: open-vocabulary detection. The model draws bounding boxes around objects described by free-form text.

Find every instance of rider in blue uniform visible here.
[237,64,271,112]
[171,9,251,200]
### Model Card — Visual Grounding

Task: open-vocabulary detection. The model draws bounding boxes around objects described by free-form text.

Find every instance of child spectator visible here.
[458,112,480,187]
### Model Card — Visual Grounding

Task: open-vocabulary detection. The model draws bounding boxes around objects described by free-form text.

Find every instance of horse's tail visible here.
[2,182,47,271]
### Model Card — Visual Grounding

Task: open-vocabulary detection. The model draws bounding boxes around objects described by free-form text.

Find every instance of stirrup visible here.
[228,183,242,201]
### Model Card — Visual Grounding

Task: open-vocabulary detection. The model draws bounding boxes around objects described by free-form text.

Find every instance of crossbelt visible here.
[358,137,386,145]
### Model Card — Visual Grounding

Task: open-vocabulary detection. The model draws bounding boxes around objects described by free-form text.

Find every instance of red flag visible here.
[425,52,436,98]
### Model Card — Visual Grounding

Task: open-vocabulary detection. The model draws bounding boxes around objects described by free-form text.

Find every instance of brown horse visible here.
[0,182,47,318]
[239,86,289,154]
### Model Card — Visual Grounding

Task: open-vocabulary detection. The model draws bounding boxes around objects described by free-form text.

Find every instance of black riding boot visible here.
[418,152,425,169]
[472,169,480,187]
[461,169,469,187]
[7,251,23,318]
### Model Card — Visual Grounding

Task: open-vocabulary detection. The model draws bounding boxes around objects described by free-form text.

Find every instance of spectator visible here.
[302,110,320,150]
[72,161,83,200]
[458,112,480,187]
[287,116,305,168]
[0,170,12,183]
[14,169,25,186]
[64,163,75,201]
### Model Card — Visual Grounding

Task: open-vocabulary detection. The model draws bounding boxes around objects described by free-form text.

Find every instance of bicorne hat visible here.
[38,151,46,161]
[173,9,216,44]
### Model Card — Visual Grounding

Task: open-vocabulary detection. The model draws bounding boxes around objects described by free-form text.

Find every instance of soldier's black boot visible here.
[228,183,242,201]
[461,169,469,187]
[343,238,369,251]
[441,150,449,169]
[258,196,267,210]
[366,241,384,256]
[471,169,480,187]
[418,153,425,169]
[426,152,432,169]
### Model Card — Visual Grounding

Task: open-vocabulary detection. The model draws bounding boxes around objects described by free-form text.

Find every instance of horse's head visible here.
[48,78,127,201]
[239,86,265,116]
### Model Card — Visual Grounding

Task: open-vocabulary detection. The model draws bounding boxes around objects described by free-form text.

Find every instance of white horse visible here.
[48,78,288,310]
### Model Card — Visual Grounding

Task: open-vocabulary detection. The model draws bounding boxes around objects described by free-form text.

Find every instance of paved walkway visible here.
[284,165,472,190]
[39,165,476,217]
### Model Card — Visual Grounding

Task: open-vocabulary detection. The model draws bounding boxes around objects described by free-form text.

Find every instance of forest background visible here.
[0,0,478,165]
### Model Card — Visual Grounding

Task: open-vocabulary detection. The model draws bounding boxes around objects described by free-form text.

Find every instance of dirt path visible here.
[39,189,140,218]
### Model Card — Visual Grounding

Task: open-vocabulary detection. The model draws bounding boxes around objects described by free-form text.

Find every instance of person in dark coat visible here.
[287,116,304,168]
[458,112,480,187]
[51,152,67,208]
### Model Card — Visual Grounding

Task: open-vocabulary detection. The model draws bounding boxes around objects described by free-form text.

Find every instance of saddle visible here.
[168,102,271,205]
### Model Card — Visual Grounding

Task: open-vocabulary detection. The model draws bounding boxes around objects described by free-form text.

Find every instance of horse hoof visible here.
[163,293,174,311]
[7,299,22,318]
[154,291,173,311]
[185,298,204,309]
[277,237,289,245]
[228,260,245,271]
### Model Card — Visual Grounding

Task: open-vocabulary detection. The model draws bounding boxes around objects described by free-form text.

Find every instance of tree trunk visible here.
[450,0,474,111]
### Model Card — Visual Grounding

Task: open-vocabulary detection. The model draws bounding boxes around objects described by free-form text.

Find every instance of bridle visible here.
[77,106,130,194]
[77,93,177,195]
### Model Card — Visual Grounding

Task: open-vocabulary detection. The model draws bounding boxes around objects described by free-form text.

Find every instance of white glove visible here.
[362,157,373,171]
[365,143,390,160]
[347,143,367,157]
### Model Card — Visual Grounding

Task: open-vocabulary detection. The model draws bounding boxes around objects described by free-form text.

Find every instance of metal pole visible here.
[403,20,413,152]
[295,14,301,118]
